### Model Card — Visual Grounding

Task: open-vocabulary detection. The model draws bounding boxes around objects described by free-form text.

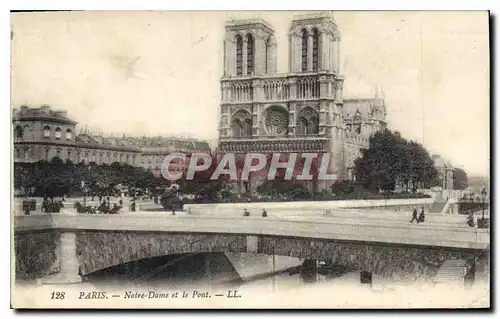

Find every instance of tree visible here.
[354,129,439,193]
[257,180,311,200]
[453,168,468,190]
[176,155,231,202]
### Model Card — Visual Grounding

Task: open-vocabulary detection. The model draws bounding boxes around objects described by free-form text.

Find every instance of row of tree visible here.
[14,158,168,198]
[14,129,468,200]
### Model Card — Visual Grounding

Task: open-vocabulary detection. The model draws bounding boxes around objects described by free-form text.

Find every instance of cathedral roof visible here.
[343,98,382,120]
[432,154,454,169]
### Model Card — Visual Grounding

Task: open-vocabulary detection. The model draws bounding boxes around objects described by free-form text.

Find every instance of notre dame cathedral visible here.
[217,12,387,193]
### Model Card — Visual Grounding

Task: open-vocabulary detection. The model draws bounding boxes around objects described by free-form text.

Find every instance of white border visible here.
[3,1,497,318]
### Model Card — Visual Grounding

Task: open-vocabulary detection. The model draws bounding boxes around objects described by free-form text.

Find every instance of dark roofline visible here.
[13,115,77,125]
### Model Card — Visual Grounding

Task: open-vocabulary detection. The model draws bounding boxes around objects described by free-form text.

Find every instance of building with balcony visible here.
[217,13,387,193]
[12,106,211,173]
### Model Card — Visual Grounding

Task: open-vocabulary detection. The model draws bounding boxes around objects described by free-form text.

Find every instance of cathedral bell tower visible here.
[287,13,346,182]
[223,19,277,77]
[288,12,341,74]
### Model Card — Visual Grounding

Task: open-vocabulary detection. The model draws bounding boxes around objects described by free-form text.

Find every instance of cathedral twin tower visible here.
[222,13,341,77]
[217,13,380,191]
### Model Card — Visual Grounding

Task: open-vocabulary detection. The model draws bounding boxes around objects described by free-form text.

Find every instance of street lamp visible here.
[82,180,87,208]
[481,187,487,220]
[82,166,91,207]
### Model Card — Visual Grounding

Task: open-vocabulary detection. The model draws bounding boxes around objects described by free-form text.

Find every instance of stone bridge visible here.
[14,212,489,284]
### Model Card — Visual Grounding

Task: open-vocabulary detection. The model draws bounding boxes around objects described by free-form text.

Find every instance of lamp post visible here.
[82,166,91,208]
[82,180,87,208]
[481,187,487,220]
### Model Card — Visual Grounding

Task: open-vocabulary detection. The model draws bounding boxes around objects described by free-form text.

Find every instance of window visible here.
[15,149,20,158]
[67,151,72,161]
[56,150,61,158]
[235,35,243,76]
[55,127,62,139]
[23,125,31,138]
[312,28,319,71]
[301,29,308,72]
[15,126,23,138]
[43,126,50,138]
[24,148,29,160]
[66,128,72,140]
[246,33,254,75]
[44,149,49,161]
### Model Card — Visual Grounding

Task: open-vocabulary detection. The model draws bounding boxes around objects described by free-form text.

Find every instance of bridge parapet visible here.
[14,214,489,285]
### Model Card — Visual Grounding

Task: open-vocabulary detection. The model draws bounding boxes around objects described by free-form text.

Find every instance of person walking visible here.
[418,207,425,223]
[262,209,267,217]
[410,208,419,223]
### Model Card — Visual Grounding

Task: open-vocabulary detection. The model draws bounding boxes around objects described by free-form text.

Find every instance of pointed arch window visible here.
[235,35,243,76]
[312,28,319,71]
[231,110,253,137]
[297,107,319,135]
[55,127,62,139]
[66,128,72,140]
[301,29,308,72]
[265,37,271,74]
[246,33,254,75]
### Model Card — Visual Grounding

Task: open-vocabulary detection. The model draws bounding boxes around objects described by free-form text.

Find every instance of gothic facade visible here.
[217,13,387,192]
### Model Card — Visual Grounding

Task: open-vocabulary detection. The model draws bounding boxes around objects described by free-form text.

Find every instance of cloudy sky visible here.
[11,11,489,176]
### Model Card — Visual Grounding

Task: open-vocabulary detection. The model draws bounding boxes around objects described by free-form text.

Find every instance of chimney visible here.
[40,105,50,113]
[55,110,68,117]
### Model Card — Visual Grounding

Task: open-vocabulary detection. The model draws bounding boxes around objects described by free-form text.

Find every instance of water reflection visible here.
[84,252,363,292]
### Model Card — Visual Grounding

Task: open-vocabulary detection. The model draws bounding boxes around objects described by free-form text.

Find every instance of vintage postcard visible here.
[11,10,490,309]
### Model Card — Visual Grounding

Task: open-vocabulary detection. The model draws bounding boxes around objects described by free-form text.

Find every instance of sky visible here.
[10,11,490,176]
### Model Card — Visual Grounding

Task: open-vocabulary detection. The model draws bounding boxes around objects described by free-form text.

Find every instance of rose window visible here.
[265,106,289,135]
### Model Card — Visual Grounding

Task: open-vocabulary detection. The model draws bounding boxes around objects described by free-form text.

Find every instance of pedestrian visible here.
[243,209,250,217]
[262,209,267,217]
[410,208,419,223]
[466,212,475,227]
[172,206,176,216]
[418,207,425,223]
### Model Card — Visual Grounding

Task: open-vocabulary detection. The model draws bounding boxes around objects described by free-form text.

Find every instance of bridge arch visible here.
[71,232,479,281]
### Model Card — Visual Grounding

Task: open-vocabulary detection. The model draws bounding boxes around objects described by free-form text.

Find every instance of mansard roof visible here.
[12,105,77,125]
